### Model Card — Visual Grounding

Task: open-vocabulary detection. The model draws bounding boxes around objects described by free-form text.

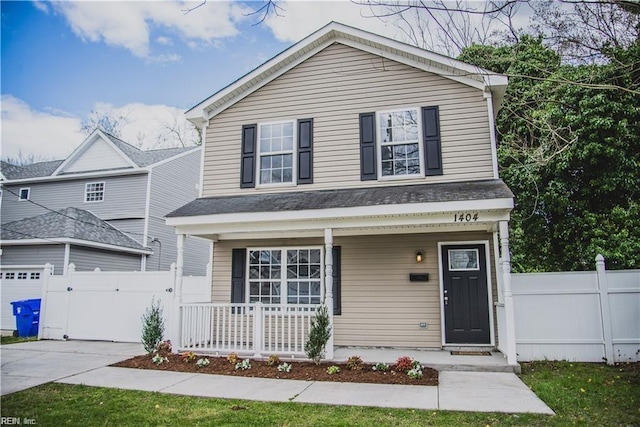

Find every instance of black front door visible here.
[442,244,491,344]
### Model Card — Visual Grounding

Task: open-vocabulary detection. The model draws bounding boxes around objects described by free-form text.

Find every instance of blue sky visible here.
[1,0,533,161]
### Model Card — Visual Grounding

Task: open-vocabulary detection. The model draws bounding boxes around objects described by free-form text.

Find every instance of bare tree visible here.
[156,110,201,148]
[80,108,130,137]
[2,150,54,166]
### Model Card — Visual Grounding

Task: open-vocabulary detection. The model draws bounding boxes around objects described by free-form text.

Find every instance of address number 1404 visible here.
[453,212,479,222]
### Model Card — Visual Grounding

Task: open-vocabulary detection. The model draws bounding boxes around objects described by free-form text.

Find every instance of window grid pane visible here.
[248,250,282,304]
[379,109,421,177]
[286,249,322,304]
[259,122,294,184]
[85,182,105,202]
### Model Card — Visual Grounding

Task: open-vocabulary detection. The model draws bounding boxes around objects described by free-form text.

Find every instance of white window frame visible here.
[256,120,297,187]
[18,187,30,201]
[376,107,424,180]
[245,246,324,305]
[85,181,105,203]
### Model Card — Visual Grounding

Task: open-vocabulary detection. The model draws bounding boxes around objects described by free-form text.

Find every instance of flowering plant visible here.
[196,358,210,368]
[266,354,281,367]
[346,355,363,371]
[156,340,172,354]
[395,356,415,373]
[181,351,196,363]
[372,362,389,372]
[235,359,252,370]
[277,362,292,372]
[407,366,423,379]
[326,365,340,375]
[152,354,168,365]
[227,353,239,364]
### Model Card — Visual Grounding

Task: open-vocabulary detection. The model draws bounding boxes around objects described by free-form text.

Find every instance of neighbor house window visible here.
[30,272,41,280]
[247,247,322,304]
[85,182,105,202]
[19,188,30,201]
[17,272,27,280]
[5,272,15,279]
[258,121,294,185]
[377,108,423,177]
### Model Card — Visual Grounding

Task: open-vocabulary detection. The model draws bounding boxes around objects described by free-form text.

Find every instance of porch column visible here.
[171,233,185,353]
[499,221,518,366]
[324,228,334,359]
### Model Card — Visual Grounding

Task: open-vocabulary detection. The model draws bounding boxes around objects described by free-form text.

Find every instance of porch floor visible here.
[333,347,519,373]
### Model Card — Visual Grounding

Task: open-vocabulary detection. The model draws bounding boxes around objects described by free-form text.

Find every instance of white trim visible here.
[0,264,47,270]
[63,243,71,275]
[198,125,207,198]
[142,168,152,256]
[2,168,147,185]
[485,93,500,178]
[0,238,153,255]
[185,22,508,124]
[52,129,138,176]
[18,187,30,201]
[438,240,495,347]
[84,181,105,203]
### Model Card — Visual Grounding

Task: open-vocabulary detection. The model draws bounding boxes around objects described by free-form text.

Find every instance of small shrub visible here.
[227,353,239,364]
[235,359,252,370]
[407,366,423,379]
[181,351,196,363]
[372,362,389,372]
[346,355,363,371]
[326,365,340,375]
[151,354,168,365]
[277,362,292,372]
[395,356,414,373]
[266,354,281,367]
[196,358,210,368]
[156,340,172,355]
[141,298,165,354]
[305,303,332,365]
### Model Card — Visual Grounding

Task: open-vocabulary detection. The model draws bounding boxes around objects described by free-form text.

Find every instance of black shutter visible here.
[332,246,342,315]
[422,106,443,176]
[240,124,257,188]
[231,249,246,304]
[359,112,377,180]
[297,118,313,184]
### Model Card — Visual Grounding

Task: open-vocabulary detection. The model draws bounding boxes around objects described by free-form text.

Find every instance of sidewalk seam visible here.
[289,381,316,402]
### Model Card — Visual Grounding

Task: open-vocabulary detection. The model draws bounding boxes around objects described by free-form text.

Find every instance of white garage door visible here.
[1,267,45,331]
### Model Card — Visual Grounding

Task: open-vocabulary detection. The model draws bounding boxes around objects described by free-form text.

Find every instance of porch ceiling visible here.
[166,180,513,240]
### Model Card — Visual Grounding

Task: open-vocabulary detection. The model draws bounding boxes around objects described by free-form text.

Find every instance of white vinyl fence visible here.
[39,263,210,343]
[512,255,640,364]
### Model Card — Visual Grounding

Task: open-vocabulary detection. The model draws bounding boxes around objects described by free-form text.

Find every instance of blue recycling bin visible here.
[11,299,41,337]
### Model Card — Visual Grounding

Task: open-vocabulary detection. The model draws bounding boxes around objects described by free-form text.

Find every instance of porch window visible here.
[247,247,322,304]
[258,121,294,185]
[378,108,422,177]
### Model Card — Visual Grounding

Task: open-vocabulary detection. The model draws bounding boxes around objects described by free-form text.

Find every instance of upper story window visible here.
[18,187,30,201]
[85,182,105,202]
[258,121,295,185]
[377,108,423,178]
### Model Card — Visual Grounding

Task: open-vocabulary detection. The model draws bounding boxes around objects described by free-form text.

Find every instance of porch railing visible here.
[179,302,319,357]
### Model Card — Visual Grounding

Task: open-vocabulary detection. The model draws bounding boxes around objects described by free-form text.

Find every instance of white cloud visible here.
[48,0,252,58]
[1,96,198,162]
[1,95,82,161]
[263,1,400,43]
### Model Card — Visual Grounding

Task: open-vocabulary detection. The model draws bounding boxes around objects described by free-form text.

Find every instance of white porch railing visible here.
[179,302,319,357]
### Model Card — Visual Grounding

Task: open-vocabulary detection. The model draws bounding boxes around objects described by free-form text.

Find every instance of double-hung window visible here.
[258,121,295,185]
[18,188,30,201]
[85,182,105,202]
[378,108,423,178]
[247,248,322,305]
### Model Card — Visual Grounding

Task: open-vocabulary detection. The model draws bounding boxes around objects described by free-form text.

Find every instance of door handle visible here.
[444,296,449,305]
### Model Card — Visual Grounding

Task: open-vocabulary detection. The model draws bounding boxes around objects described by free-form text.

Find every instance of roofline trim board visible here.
[0,237,153,255]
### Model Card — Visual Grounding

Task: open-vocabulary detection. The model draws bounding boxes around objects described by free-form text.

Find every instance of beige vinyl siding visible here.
[202,43,494,197]
[209,231,497,349]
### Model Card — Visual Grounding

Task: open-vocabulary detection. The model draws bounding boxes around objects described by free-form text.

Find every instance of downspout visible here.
[198,121,208,198]
[324,228,334,360]
[142,169,153,271]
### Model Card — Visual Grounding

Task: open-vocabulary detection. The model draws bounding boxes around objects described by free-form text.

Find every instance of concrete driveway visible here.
[1,340,143,396]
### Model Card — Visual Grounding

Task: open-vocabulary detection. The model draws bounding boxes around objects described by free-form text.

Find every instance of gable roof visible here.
[1,207,151,254]
[1,130,198,181]
[186,21,508,125]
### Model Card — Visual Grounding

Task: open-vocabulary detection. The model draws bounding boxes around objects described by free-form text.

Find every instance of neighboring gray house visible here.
[0,129,210,276]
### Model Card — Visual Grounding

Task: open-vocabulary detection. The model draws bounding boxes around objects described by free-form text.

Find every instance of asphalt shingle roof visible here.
[1,160,65,180]
[1,207,148,251]
[167,180,514,218]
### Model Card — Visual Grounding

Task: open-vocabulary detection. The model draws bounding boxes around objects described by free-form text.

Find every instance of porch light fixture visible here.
[415,251,424,263]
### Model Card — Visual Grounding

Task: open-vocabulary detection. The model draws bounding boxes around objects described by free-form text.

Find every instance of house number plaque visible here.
[453,212,479,222]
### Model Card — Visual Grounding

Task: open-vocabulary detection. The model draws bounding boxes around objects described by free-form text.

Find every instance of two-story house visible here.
[166,23,517,366]
[1,129,211,329]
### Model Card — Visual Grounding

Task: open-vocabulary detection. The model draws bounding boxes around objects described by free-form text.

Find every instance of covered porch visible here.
[166,180,518,369]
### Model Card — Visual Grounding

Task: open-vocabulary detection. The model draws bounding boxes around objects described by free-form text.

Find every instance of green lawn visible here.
[1,361,638,426]
[0,336,37,345]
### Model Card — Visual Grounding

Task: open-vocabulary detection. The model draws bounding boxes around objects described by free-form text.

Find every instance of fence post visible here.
[324,228,334,360]
[171,235,185,353]
[499,221,518,366]
[596,254,615,365]
[37,263,54,340]
[253,302,263,358]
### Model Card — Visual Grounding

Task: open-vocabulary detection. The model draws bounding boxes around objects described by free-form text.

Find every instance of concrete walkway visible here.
[1,341,554,414]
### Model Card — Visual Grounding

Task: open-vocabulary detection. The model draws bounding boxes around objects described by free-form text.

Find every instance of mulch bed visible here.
[112,353,438,386]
